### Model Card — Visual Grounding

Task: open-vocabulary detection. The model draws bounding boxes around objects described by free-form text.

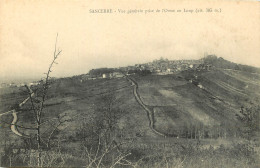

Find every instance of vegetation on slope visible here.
[0,56,260,167]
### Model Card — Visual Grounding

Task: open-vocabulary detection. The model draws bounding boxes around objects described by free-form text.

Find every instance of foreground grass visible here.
[1,140,259,168]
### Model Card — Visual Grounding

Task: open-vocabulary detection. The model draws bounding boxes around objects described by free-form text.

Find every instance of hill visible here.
[0,55,259,167]
[202,55,260,73]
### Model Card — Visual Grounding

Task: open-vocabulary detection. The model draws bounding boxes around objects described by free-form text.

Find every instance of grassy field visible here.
[131,69,260,138]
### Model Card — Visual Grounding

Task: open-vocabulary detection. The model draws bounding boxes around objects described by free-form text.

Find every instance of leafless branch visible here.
[25,85,38,122]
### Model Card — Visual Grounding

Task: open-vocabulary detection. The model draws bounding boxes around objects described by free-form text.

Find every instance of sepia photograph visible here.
[0,0,259,167]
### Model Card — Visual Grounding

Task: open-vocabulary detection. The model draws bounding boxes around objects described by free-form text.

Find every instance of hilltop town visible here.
[0,56,213,90]
[2,55,259,88]
[77,56,214,81]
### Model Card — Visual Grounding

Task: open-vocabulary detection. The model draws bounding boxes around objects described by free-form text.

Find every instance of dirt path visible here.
[0,109,22,136]
[126,77,166,137]
[11,111,22,136]
[0,86,34,137]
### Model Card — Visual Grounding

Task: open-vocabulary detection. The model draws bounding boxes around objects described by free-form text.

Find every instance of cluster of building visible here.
[76,58,213,82]
[77,71,125,82]
[120,58,212,75]
[102,72,124,78]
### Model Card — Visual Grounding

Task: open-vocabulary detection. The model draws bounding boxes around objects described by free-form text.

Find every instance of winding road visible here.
[0,86,34,137]
[125,76,167,137]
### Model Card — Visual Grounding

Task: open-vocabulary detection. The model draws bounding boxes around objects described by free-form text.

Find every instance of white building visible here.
[102,74,108,78]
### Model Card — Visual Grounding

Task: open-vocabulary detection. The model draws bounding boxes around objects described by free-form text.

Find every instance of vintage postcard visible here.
[0,0,259,167]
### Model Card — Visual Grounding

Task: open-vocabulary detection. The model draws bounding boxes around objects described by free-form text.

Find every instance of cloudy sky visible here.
[0,0,259,82]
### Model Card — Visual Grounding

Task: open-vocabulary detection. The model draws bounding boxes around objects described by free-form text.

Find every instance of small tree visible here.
[19,34,62,166]
[238,105,260,139]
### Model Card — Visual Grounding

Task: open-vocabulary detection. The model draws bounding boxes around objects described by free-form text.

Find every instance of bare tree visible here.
[18,34,62,166]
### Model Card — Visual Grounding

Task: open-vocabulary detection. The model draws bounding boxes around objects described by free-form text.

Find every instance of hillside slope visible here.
[131,68,260,138]
[1,58,260,167]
